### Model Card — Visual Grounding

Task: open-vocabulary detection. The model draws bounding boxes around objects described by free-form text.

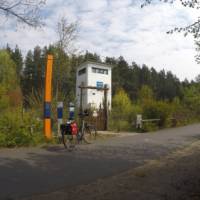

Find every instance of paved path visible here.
[1,124,200,200]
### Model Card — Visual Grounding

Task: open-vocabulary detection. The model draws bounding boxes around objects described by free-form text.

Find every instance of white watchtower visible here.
[76,61,112,110]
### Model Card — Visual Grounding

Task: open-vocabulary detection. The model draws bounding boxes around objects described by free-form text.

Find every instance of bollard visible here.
[69,102,75,120]
[57,102,63,137]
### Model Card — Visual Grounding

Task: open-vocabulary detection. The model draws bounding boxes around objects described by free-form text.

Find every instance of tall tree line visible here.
[5,45,197,107]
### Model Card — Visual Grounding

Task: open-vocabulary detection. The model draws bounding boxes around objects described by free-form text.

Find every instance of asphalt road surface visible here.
[1,124,200,200]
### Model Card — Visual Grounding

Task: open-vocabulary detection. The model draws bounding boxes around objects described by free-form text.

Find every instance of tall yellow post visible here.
[44,55,53,139]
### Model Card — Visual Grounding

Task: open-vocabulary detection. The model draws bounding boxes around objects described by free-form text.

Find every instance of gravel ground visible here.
[22,140,200,200]
[1,124,200,200]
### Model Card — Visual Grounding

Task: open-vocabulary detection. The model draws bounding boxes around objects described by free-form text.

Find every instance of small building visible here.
[76,61,112,110]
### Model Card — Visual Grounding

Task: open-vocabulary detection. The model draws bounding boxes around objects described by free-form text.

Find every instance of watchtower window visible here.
[92,67,108,75]
[78,68,86,76]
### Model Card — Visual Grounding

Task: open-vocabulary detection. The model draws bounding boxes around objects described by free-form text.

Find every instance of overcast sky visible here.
[1,0,200,81]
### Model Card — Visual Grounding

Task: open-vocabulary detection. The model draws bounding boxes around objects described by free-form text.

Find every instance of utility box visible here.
[76,61,112,110]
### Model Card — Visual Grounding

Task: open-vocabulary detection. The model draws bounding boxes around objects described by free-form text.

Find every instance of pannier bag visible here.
[60,121,78,135]
[60,122,71,135]
[70,122,78,135]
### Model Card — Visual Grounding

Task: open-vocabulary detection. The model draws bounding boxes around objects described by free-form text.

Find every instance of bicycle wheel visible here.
[83,125,97,144]
[62,133,75,150]
[61,133,68,148]
[76,131,83,144]
[89,125,97,139]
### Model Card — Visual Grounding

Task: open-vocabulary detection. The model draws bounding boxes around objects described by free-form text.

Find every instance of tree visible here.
[165,71,181,100]
[8,45,23,79]
[46,17,79,101]
[142,100,172,127]
[127,62,141,100]
[0,0,45,27]
[183,85,200,114]
[111,56,130,96]
[33,46,44,92]
[111,88,133,132]
[105,57,117,66]
[0,50,22,109]
[143,1,200,63]
[84,51,102,62]
[56,16,78,54]
[142,0,200,38]
[140,64,151,86]
[142,0,200,8]
[138,85,154,104]
[0,50,18,90]
[195,74,200,83]
[21,46,45,101]
[22,50,34,98]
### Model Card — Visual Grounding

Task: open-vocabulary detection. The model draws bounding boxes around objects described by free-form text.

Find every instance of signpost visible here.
[44,55,53,139]
[96,81,103,88]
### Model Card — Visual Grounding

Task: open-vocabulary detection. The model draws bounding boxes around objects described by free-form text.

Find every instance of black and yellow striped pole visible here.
[44,55,53,139]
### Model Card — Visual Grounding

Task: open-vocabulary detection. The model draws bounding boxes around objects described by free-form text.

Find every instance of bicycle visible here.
[77,112,97,144]
[60,112,97,149]
[60,121,77,150]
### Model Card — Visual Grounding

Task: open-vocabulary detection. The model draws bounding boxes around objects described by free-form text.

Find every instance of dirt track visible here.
[1,124,200,200]
[25,140,200,200]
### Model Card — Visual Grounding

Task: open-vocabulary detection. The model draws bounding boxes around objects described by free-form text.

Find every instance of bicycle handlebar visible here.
[78,112,89,117]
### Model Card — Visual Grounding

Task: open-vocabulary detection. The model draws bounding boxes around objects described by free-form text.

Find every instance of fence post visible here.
[103,85,108,131]
[136,114,142,129]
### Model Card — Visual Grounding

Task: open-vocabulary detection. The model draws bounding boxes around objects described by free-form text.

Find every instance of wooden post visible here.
[78,84,109,131]
[103,85,108,131]
[44,55,53,139]
[79,83,84,114]
[80,87,83,114]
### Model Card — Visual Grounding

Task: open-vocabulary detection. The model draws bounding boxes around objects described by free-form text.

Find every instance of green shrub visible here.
[170,97,200,126]
[138,85,154,105]
[142,121,159,132]
[0,108,44,147]
[109,119,132,132]
[110,88,134,132]
[0,50,18,91]
[182,86,200,115]
[142,100,172,128]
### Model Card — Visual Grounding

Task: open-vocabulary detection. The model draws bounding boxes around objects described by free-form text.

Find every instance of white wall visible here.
[76,62,112,110]
[76,64,88,109]
[87,63,112,109]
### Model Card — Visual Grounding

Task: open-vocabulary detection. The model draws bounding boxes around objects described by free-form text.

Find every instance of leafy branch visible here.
[0,0,46,27]
[142,0,200,37]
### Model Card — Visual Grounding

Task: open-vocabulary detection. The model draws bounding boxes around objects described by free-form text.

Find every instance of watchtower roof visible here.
[77,61,113,69]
